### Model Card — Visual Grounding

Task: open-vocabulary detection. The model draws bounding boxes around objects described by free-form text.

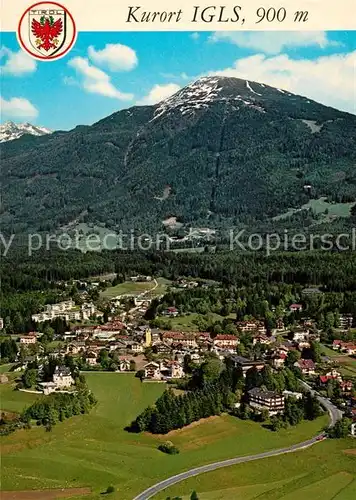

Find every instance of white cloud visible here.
[0,47,37,76]
[211,31,337,55]
[0,96,38,118]
[68,57,133,100]
[206,51,356,114]
[190,32,200,41]
[88,44,138,71]
[137,83,181,105]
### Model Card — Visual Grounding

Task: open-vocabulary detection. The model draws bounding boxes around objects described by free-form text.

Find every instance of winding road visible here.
[133,383,342,500]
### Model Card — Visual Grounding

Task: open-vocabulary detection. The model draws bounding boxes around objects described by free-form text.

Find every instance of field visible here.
[156,312,236,332]
[100,277,170,300]
[321,345,356,377]
[1,373,329,500]
[274,197,355,222]
[155,439,356,500]
[100,281,156,299]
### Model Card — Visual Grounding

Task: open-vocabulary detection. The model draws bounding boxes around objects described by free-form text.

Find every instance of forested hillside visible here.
[1,76,355,234]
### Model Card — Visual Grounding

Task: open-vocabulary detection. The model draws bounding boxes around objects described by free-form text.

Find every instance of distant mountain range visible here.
[1,76,355,235]
[0,121,52,143]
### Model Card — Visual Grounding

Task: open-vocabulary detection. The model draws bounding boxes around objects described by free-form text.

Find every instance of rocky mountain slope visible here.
[1,77,355,234]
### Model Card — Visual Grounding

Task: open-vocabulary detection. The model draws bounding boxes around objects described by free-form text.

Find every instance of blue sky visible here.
[1,30,355,130]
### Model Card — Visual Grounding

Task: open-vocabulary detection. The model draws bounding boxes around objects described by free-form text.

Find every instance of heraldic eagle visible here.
[31,16,63,52]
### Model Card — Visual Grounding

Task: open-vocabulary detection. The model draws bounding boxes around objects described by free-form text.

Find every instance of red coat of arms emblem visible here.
[18,2,76,60]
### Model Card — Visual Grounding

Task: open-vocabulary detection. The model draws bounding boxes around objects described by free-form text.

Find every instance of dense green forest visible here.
[1,248,355,334]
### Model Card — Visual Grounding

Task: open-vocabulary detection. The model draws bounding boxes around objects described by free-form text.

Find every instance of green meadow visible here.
[155,439,356,500]
[1,372,329,499]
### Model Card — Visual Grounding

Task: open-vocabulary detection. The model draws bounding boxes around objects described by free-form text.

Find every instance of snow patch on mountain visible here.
[0,121,52,143]
[151,76,270,121]
[246,80,262,97]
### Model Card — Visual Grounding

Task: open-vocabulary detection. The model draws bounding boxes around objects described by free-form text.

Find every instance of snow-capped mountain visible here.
[1,76,355,235]
[0,121,52,143]
[153,76,294,120]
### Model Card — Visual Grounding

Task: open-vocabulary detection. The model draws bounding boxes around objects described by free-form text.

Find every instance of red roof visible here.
[163,332,185,340]
[290,304,302,309]
[298,359,315,369]
[214,334,239,341]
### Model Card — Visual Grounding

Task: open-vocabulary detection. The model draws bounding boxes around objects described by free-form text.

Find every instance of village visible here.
[4,280,354,431]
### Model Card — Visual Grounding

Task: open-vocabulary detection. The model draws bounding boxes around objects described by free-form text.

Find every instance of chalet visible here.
[292,330,309,342]
[85,351,98,366]
[333,339,343,350]
[231,355,265,376]
[289,304,303,313]
[163,332,185,344]
[236,321,266,334]
[196,332,212,343]
[282,390,303,400]
[333,340,356,355]
[152,342,171,354]
[163,332,197,348]
[107,340,128,352]
[339,314,354,330]
[295,358,316,375]
[297,340,311,350]
[38,381,57,395]
[340,380,353,394]
[144,362,161,380]
[159,360,185,379]
[127,342,144,353]
[19,333,37,344]
[271,352,287,369]
[118,358,131,371]
[319,369,342,384]
[53,366,74,388]
[248,388,285,415]
[67,342,85,355]
[162,307,179,317]
[213,334,239,348]
[253,334,273,345]
[190,352,201,364]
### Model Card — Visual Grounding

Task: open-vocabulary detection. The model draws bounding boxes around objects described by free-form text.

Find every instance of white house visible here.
[53,366,74,388]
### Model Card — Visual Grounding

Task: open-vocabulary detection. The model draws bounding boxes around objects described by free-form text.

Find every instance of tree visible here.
[285,350,300,368]
[190,492,199,500]
[327,417,351,438]
[106,485,116,494]
[270,415,283,431]
[196,358,222,386]
[304,393,322,420]
[22,368,38,389]
[0,338,18,362]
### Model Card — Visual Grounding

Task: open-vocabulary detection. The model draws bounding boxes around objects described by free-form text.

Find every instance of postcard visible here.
[1,1,355,500]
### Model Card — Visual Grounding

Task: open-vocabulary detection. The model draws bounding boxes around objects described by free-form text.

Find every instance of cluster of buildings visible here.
[31,300,103,323]
[332,339,356,355]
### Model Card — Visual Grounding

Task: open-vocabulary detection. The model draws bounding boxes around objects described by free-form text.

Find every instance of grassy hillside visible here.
[1,372,328,499]
[155,439,356,500]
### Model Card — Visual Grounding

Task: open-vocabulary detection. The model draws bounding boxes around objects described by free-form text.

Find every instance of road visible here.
[133,382,342,500]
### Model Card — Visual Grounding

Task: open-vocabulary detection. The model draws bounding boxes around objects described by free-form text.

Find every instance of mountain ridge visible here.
[1,76,356,235]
